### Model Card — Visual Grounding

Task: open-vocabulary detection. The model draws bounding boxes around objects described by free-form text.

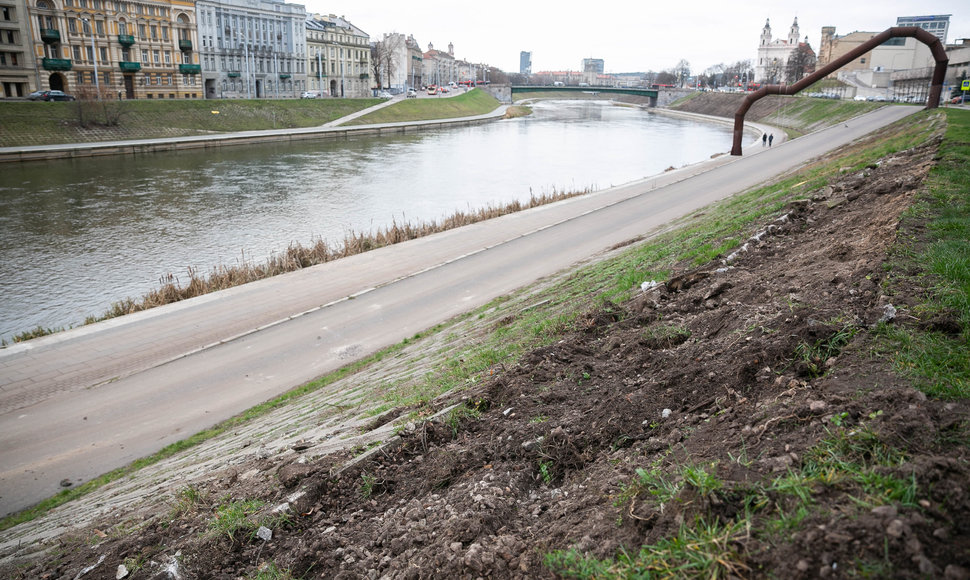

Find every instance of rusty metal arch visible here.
[731,26,949,155]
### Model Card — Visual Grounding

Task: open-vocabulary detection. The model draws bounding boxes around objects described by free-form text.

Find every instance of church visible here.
[755,17,816,83]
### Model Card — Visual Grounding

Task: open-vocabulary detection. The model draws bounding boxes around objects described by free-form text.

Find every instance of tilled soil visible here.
[8,134,970,579]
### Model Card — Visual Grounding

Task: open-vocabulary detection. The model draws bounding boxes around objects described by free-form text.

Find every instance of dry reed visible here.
[80,188,591,328]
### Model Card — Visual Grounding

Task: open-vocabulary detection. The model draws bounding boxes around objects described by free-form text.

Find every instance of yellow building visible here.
[306,13,370,98]
[27,0,200,99]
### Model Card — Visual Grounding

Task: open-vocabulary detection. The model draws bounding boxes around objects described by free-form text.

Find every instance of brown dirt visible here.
[5,129,970,579]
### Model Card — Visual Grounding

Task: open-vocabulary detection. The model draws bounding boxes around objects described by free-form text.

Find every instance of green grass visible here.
[0,98,380,146]
[343,88,500,125]
[874,109,970,398]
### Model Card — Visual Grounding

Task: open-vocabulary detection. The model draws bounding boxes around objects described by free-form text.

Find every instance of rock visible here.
[879,304,897,324]
[796,560,810,572]
[945,564,970,580]
[661,408,672,419]
[60,478,72,488]
[886,519,906,538]
[809,400,827,412]
[116,564,129,579]
[871,505,897,519]
[256,526,272,541]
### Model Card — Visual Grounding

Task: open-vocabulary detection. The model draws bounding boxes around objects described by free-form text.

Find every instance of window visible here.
[150,25,157,40]
[153,49,159,63]
[96,20,104,36]
[138,23,146,39]
[73,45,81,60]
[141,48,148,62]
[68,18,77,33]
[2,6,11,20]
[99,46,106,61]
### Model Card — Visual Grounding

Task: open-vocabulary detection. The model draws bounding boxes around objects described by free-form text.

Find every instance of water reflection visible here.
[0,100,732,341]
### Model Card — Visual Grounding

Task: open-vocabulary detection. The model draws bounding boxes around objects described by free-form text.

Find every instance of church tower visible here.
[788,17,800,46]
[761,19,772,46]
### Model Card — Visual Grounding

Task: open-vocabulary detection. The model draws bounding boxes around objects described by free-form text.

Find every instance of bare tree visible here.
[785,44,816,84]
[763,58,784,85]
[675,59,691,87]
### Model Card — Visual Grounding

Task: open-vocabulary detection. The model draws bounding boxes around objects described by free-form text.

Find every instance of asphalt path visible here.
[0,105,919,516]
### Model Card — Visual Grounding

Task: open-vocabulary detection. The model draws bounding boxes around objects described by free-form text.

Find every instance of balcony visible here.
[179,63,201,74]
[359,73,369,80]
[227,71,240,78]
[178,39,192,51]
[119,61,141,72]
[117,34,135,46]
[278,73,290,79]
[42,57,72,71]
[41,28,61,44]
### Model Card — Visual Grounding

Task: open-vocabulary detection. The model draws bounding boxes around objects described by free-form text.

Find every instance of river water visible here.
[0,100,732,343]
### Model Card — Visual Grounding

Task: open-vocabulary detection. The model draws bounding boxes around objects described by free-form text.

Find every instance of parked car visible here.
[406,89,417,98]
[28,90,76,101]
[300,91,321,99]
[426,86,438,95]
[378,91,393,99]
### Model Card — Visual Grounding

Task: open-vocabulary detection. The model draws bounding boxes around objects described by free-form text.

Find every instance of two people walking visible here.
[761,133,774,147]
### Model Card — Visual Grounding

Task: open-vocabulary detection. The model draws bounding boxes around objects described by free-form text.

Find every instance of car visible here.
[406,89,417,98]
[28,90,76,101]
[300,91,321,99]
[427,86,438,95]
[378,91,393,99]
[953,96,965,105]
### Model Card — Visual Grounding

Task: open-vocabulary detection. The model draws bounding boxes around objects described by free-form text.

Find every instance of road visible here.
[0,105,918,517]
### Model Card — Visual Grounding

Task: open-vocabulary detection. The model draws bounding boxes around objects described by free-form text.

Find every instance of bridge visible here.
[510,85,658,99]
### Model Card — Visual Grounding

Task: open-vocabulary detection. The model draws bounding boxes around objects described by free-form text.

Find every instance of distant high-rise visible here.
[520,51,532,75]
[582,58,604,74]
[896,15,950,43]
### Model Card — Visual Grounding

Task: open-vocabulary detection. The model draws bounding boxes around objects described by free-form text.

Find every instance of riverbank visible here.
[3,107,967,578]
[0,90,507,163]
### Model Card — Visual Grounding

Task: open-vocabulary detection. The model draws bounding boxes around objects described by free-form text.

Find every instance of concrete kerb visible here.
[0,101,511,164]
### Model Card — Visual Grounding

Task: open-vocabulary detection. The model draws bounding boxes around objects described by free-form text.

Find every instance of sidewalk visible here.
[0,98,510,163]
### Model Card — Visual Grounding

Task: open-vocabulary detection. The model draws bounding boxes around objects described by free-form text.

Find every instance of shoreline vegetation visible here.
[7,188,589,344]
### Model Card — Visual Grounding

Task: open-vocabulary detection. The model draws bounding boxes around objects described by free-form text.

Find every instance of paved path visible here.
[0,104,915,517]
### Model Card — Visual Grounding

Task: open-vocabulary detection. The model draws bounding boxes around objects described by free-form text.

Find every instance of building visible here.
[306,13,369,98]
[375,32,421,92]
[519,50,530,75]
[817,27,879,78]
[195,0,306,99]
[23,0,202,99]
[1,0,39,97]
[422,41,454,86]
[896,15,950,43]
[581,58,603,74]
[755,17,814,84]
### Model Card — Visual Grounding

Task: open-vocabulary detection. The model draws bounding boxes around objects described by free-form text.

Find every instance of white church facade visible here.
[756,17,812,83]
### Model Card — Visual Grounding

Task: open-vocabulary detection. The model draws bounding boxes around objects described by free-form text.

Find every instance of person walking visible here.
[762,133,767,147]
[768,134,774,147]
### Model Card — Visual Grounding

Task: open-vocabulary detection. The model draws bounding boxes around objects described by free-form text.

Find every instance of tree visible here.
[654,71,677,86]
[675,59,691,87]
[785,44,816,84]
[763,58,784,85]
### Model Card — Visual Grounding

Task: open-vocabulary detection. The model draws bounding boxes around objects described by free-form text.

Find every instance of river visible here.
[0,100,732,343]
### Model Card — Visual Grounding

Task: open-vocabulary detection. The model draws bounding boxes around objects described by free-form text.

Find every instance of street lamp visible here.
[81,17,101,100]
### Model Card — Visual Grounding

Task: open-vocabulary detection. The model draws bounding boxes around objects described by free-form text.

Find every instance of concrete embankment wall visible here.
[0,112,506,164]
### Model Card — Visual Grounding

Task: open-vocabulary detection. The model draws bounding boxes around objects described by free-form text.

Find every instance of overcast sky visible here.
[303,0,968,75]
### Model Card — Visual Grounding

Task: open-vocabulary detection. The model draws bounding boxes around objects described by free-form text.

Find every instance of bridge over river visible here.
[510,85,659,103]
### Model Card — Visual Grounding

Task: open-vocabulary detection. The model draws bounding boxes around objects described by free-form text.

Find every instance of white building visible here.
[195,0,306,99]
[755,17,806,83]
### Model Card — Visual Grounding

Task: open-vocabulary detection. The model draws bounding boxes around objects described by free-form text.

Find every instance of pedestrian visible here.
[768,134,774,147]
[762,133,767,147]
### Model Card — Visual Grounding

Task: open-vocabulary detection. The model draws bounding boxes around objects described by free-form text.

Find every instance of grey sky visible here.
[304,0,968,75]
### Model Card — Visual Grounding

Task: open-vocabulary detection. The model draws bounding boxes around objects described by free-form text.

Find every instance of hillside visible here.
[2,108,968,579]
